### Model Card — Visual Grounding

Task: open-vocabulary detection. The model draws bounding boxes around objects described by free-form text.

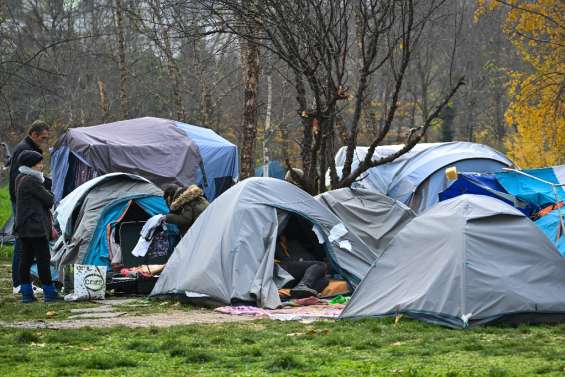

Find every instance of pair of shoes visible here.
[20,283,37,303]
[290,284,318,299]
[13,283,43,295]
[42,284,63,303]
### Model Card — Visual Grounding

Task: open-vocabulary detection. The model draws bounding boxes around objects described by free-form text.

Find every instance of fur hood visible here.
[170,185,204,211]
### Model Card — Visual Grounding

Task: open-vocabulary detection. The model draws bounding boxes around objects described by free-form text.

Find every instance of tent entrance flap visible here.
[275,211,338,278]
[117,201,152,224]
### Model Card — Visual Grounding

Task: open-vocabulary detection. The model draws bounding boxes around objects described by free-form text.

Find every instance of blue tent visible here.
[535,208,565,257]
[333,142,513,213]
[51,117,238,203]
[439,172,535,216]
[51,173,177,273]
[255,160,286,179]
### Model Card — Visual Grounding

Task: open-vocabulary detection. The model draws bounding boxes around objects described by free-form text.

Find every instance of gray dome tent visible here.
[316,188,415,256]
[151,178,378,308]
[340,194,565,328]
[51,173,166,276]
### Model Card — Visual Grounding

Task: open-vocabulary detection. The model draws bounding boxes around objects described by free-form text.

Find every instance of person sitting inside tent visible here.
[162,184,209,236]
[275,233,329,298]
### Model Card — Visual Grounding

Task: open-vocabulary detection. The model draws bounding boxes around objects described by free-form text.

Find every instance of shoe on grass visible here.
[21,283,37,303]
[13,284,44,295]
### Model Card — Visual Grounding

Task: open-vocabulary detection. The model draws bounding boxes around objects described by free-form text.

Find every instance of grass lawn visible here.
[1,186,565,376]
[0,184,11,226]
[0,185,13,259]
[0,318,564,376]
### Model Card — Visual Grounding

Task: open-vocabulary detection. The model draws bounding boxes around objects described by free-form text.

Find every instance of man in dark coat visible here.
[6,120,50,294]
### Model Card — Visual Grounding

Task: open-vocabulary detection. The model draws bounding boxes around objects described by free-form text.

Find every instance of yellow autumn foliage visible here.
[476,0,565,167]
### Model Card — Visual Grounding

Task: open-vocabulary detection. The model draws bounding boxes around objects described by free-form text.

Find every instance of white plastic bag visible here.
[64,264,106,301]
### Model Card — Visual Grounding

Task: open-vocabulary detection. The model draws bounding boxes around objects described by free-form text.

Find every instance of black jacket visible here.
[8,136,43,202]
[165,185,209,236]
[14,173,54,239]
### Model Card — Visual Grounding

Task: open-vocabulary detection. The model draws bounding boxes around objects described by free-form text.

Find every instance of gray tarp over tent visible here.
[316,188,415,256]
[151,178,378,309]
[56,118,201,185]
[340,195,565,328]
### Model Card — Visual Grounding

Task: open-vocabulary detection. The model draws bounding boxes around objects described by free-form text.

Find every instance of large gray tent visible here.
[151,178,378,308]
[340,194,565,328]
[316,188,415,256]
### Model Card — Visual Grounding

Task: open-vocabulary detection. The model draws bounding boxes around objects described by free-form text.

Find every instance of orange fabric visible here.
[320,280,350,297]
[538,202,564,218]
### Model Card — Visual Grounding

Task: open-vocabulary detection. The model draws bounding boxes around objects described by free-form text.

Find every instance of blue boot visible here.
[43,284,63,303]
[21,283,37,303]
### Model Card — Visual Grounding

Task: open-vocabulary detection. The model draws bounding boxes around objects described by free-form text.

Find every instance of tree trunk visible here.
[262,54,273,177]
[239,37,259,179]
[115,0,128,119]
[97,80,110,122]
[151,0,186,121]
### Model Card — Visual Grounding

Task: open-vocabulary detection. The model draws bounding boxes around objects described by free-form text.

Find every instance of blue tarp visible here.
[255,161,286,179]
[535,208,565,257]
[175,122,239,201]
[496,166,565,208]
[439,172,535,216]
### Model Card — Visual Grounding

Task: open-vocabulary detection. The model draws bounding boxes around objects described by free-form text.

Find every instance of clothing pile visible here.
[132,215,166,258]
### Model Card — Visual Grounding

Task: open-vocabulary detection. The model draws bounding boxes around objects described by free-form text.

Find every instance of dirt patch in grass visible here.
[0,309,255,329]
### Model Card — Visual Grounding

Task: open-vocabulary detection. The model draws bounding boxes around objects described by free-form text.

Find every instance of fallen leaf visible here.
[46,311,57,317]
[392,341,403,347]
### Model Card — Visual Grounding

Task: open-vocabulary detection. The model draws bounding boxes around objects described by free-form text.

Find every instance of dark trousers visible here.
[11,202,22,287]
[280,260,329,293]
[19,237,52,285]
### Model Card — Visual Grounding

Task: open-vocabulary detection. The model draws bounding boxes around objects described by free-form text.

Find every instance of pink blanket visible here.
[214,304,345,321]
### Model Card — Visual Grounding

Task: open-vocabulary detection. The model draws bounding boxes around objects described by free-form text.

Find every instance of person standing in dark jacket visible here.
[7,120,50,295]
[14,150,61,303]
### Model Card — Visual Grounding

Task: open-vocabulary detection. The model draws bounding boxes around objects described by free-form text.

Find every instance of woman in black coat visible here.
[14,150,61,303]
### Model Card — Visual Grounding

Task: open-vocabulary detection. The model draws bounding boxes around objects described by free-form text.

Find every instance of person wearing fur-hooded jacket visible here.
[162,184,209,236]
